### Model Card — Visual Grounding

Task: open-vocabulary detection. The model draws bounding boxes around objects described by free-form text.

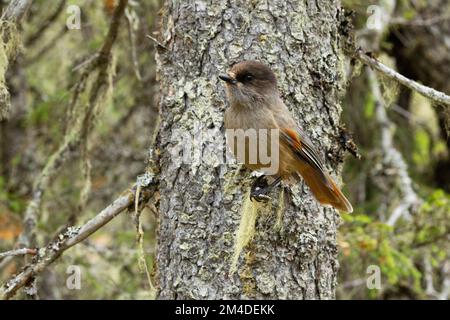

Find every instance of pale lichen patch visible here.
[229,190,262,274]
[255,273,276,295]
[0,20,21,119]
[274,188,285,231]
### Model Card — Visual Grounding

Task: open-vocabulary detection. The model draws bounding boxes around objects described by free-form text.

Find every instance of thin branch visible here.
[0,248,37,260]
[99,0,129,60]
[357,49,450,106]
[1,180,156,300]
[146,34,167,50]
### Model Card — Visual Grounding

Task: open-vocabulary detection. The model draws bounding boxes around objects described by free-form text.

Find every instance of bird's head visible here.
[219,60,278,107]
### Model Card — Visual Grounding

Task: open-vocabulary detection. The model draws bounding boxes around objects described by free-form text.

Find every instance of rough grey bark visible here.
[155,0,347,299]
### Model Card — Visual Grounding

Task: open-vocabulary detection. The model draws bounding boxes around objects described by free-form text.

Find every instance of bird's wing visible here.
[280,127,331,187]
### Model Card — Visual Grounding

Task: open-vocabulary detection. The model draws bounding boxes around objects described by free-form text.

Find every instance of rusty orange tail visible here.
[298,165,353,213]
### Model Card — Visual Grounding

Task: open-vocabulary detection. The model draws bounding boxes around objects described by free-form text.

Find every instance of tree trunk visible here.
[155,0,347,299]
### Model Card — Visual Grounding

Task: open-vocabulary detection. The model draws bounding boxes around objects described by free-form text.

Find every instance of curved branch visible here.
[357,50,450,106]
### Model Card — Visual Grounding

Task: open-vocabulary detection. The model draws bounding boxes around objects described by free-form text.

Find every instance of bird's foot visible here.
[250,176,271,202]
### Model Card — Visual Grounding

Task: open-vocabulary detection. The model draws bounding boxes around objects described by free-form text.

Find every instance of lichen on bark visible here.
[0,21,21,119]
[155,0,347,299]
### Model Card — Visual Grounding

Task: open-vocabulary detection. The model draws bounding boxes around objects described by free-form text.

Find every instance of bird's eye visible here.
[244,74,253,82]
[236,73,254,83]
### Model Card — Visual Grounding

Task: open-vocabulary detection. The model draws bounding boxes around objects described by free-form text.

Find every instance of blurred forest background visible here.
[0,0,449,299]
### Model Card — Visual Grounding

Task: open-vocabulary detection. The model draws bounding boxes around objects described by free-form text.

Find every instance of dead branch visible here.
[357,50,450,106]
[355,1,450,106]
[0,248,37,260]
[99,0,129,60]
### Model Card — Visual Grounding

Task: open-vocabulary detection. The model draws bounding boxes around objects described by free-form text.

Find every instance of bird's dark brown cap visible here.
[219,60,278,91]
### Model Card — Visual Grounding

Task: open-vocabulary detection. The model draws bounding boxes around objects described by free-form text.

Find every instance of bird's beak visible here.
[219,74,237,84]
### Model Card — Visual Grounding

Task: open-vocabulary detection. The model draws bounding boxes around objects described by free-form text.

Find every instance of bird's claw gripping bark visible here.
[250,191,271,202]
[250,176,272,202]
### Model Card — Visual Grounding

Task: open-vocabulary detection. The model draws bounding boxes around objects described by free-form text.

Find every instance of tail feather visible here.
[299,166,353,213]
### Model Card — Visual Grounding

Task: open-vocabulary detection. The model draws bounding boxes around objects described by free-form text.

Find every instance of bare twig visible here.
[0,248,37,260]
[357,50,450,106]
[146,34,167,50]
[99,0,129,60]
[1,180,155,300]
